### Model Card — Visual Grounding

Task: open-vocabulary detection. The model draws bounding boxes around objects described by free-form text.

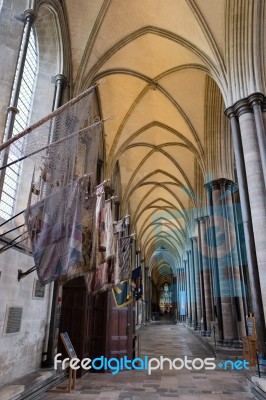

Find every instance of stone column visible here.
[53,74,68,110]
[172,276,177,322]
[149,274,152,321]
[176,269,180,320]
[211,182,236,343]
[223,180,246,339]
[191,237,202,330]
[205,183,224,342]
[182,267,186,322]
[236,99,266,317]
[198,217,213,335]
[250,94,266,189]
[219,179,244,343]
[205,216,215,319]
[231,184,249,321]
[226,104,266,355]
[196,219,206,333]
[184,257,191,325]
[187,249,196,327]
[42,73,69,367]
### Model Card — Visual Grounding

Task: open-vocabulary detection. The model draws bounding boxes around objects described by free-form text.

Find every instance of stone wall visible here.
[0,242,53,385]
[0,0,63,386]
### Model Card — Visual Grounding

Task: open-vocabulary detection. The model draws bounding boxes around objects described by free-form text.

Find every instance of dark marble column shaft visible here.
[198,218,213,334]
[191,237,202,329]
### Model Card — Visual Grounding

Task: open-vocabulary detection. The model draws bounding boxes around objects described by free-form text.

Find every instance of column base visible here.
[217,339,243,348]
[200,330,212,337]
[195,325,201,331]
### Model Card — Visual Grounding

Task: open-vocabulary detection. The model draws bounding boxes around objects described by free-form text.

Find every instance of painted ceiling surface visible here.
[65,0,228,283]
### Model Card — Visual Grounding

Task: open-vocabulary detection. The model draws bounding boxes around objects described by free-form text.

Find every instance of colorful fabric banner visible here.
[119,236,131,281]
[113,218,125,233]
[132,266,142,300]
[86,184,117,294]
[95,183,106,254]
[25,181,83,285]
[113,218,125,284]
[105,200,115,260]
[86,258,114,294]
[112,280,132,308]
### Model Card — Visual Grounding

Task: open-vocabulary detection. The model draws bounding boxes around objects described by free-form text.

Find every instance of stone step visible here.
[249,376,266,400]
[0,368,66,400]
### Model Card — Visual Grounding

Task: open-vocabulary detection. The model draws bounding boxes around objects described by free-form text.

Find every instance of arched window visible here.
[0,26,38,219]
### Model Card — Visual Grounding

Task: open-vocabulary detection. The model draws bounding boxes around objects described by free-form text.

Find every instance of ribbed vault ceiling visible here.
[64,0,227,276]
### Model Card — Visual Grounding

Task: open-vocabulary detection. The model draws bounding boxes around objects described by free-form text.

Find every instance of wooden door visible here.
[59,276,89,376]
[107,291,134,360]
[87,291,107,362]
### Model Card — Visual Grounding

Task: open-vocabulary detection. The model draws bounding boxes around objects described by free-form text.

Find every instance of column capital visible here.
[55,74,68,85]
[206,178,235,190]
[224,105,235,119]
[248,92,265,108]
[225,180,235,190]
[231,182,238,192]
[7,106,19,114]
[217,178,234,189]
[51,74,69,86]
[204,182,213,191]
[217,178,227,187]
[24,9,37,23]
[224,98,251,118]
[196,216,208,224]
[205,180,220,191]
[225,92,266,118]
[233,98,252,117]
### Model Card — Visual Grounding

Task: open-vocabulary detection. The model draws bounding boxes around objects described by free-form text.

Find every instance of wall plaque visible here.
[246,316,256,338]
[33,279,45,299]
[6,307,23,334]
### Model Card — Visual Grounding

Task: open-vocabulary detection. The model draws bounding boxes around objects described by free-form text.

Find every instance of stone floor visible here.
[41,323,255,400]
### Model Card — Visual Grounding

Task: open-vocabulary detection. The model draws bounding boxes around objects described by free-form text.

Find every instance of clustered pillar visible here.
[182,179,247,347]
[226,93,266,356]
[205,179,246,346]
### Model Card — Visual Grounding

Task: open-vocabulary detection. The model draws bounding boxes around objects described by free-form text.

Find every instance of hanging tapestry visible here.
[119,236,131,281]
[105,200,115,260]
[132,266,143,300]
[87,257,114,294]
[113,218,125,284]
[24,181,83,285]
[86,186,116,294]
[113,218,125,234]
[95,183,106,253]
[112,279,132,308]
